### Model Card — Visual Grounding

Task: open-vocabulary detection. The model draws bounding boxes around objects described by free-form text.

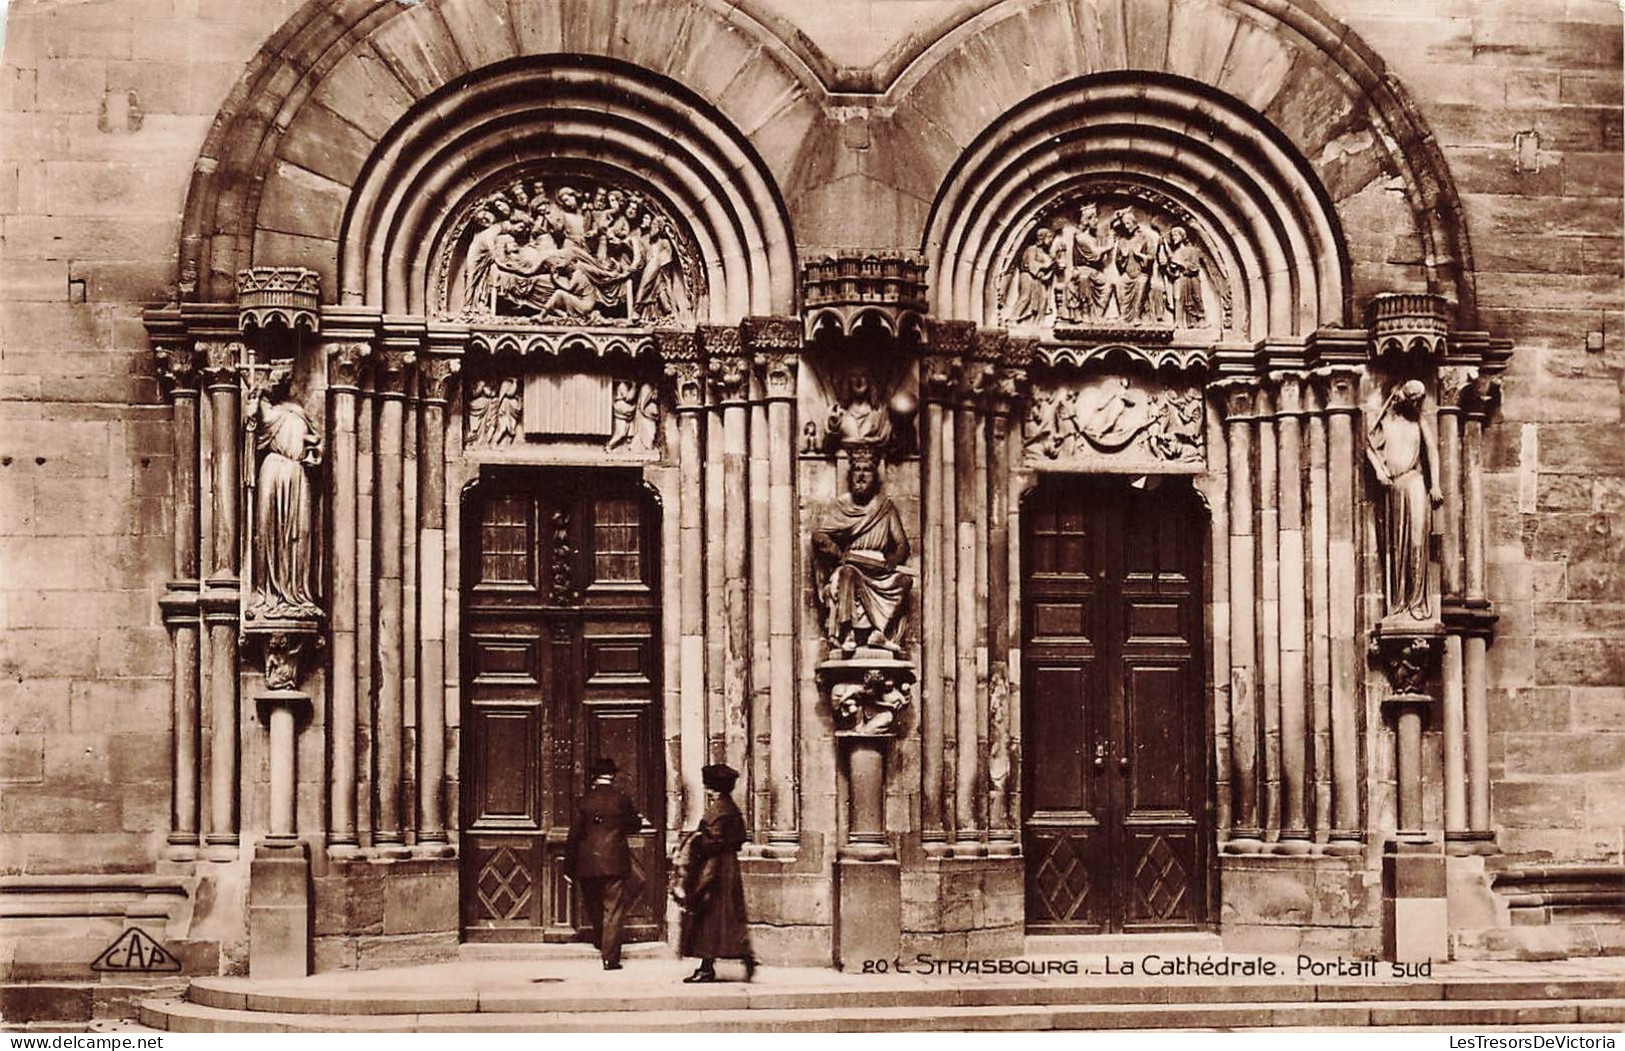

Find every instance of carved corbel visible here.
[1370,630,1442,699]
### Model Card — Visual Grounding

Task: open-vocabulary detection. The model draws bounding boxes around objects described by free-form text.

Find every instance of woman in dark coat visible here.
[679,763,755,982]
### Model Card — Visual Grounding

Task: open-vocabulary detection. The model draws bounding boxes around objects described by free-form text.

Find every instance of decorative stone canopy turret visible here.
[803,252,928,340]
[237,267,321,335]
[1367,291,1451,360]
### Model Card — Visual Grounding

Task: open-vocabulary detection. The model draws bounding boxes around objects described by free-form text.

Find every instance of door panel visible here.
[462,468,664,943]
[1023,476,1209,933]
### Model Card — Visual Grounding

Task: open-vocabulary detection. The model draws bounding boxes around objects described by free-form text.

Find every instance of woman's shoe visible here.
[743,956,757,983]
[683,968,717,983]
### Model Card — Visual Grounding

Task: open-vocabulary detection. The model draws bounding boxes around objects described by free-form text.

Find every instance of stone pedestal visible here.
[250,840,311,979]
[836,858,901,971]
[839,732,893,861]
[1383,844,1448,963]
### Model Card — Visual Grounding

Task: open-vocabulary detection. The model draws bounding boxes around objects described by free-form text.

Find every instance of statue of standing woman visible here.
[1366,379,1441,622]
[247,365,322,619]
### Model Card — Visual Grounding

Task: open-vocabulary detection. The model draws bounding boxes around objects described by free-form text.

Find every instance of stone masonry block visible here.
[1492,779,1588,828]
[1505,730,1625,774]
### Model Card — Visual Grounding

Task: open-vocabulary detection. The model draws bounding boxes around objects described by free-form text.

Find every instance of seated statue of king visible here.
[812,446,912,657]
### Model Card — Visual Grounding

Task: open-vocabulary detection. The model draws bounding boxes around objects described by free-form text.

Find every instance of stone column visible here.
[1306,387,1333,841]
[1317,366,1364,854]
[1215,378,1262,852]
[324,337,369,854]
[1256,388,1282,845]
[372,345,414,854]
[954,369,986,855]
[1436,368,1471,845]
[748,367,771,837]
[156,342,202,859]
[1462,377,1501,843]
[919,343,961,856]
[661,333,709,826]
[1272,373,1311,852]
[200,338,242,853]
[354,368,376,845]
[986,361,1019,856]
[751,321,802,854]
[706,330,752,785]
[415,353,458,853]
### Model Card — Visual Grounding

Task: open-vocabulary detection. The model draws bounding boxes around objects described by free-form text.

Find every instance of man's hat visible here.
[590,757,618,779]
[701,763,738,792]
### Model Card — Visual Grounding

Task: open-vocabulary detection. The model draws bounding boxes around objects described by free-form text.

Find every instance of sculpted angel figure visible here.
[812,448,912,657]
[1366,379,1442,621]
[246,365,322,618]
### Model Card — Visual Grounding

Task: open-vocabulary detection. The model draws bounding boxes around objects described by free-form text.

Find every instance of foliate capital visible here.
[198,340,245,386]
[374,349,416,397]
[1310,365,1363,414]
[418,356,461,404]
[156,344,202,397]
[1436,365,1479,412]
[326,341,372,391]
[1212,376,1262,421]
[1463,373,1502,420]
[741,315,802,354]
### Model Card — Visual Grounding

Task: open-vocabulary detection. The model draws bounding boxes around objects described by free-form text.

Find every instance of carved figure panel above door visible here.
[437,171,706,328]
[998,187,1233,335]
[1023,373,1206,473]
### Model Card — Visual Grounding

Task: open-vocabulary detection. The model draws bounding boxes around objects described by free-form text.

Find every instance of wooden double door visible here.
[461,468,665,942]
[1022,476,1211,933]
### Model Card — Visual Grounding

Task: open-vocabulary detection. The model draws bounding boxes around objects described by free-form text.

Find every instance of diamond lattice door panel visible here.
[461,468,665,943]
[1022,476,1210,933]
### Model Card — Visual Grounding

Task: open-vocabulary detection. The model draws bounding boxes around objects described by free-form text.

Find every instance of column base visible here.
[1224,831,1265,854]
[760,832,801,861]
[1382,849,1448,963]
[835,858,900,971]
[411,841,456,860]
[921,835,952,859]
[986,832,1020,858]
[1325,834,1364,857]
[1445,829,1498,856]
[250,840,310,980]
[951,833,987,858]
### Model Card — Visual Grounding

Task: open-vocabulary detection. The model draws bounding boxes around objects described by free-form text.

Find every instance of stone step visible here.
[137,997,1625,1033]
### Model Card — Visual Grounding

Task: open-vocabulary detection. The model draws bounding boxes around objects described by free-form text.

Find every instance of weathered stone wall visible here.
[1,0,1619,888]
[1325,0,1622,862]
[1,0,307,877]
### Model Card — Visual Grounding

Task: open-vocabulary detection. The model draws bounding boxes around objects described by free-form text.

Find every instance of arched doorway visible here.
[459,467,665,943]
[1021,474,1211,933]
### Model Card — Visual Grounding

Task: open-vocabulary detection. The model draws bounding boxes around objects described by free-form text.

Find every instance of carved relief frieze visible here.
[437,173,704,327]
[997,186,1233,334]
[463,365,661,455]
[1022,372,1206,472]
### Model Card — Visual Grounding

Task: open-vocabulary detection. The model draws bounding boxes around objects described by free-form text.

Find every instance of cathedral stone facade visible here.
[1,0,1621,983]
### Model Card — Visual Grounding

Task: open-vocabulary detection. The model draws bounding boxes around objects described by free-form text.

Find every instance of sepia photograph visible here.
[0,0,1621,1036]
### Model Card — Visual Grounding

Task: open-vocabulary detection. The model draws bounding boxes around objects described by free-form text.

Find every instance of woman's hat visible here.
[700,763,738,792]
[590,757,618,779]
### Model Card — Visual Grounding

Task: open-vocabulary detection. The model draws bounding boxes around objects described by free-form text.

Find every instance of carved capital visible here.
[197,340,245,387]
[1211,376,1261,421]
[1436,365,1478,412]
[1311,365,1363,414]
[754,351,798,399]
[1268,371,1309,417]
[247,628,319,692]
[156,344,201,398]
[418,356,461,404]
[707,355,751,405]
[325,341,371,391]
[922,352,962,403]
[374,349,416,398]
[1463,373,1502,421]
[664,360,707,410]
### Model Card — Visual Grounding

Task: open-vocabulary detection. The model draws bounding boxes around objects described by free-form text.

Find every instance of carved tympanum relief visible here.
[465,368,661,455]
[439,175,704,327]
[999,190,1231,333]
[1366,379,1441,623]
[1023,372,1205,471]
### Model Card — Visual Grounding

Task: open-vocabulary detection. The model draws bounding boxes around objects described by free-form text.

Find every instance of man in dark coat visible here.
[565,758,642,970]
[679,763,755,983]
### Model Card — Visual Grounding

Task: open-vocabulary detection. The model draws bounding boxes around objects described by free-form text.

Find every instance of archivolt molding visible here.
[925,72,1348,343]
